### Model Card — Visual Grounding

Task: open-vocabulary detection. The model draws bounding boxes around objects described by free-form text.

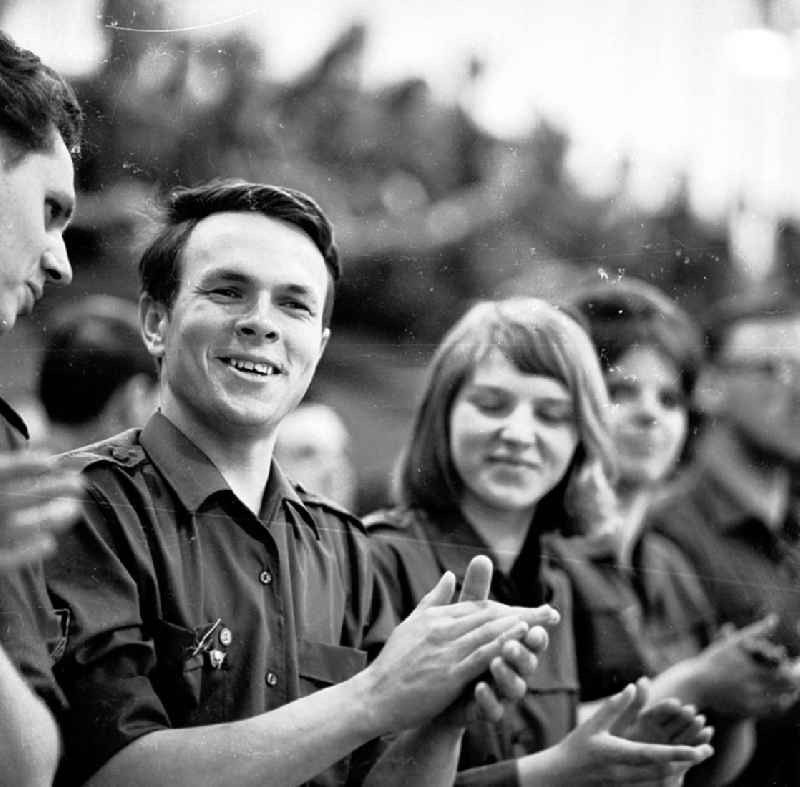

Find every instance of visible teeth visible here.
[227,359,277,376]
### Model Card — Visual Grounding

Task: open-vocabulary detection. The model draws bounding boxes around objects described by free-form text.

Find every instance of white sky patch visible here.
[7,0,800,222]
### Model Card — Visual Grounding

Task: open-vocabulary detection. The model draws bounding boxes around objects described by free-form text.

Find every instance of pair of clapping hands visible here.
[695,614,800,719]
[365,554,713,785]
[0,452,83,570]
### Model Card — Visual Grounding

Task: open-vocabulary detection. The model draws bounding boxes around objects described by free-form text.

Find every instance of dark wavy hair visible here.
[566,277,702,400]
[139,179,340,327]
[395,297,614,531]
[0,31,83,160]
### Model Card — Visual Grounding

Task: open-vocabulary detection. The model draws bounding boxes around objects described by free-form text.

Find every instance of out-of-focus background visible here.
[5,0,800,510]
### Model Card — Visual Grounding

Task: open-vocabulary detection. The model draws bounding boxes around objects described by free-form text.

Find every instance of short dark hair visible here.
[139,179,341,327]
[0,31,83,159]
[38,296,157,426]
[396,297,614,523]
[703,291,800,362]
[566,278,703,399]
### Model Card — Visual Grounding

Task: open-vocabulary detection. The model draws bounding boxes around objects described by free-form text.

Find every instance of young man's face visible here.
[0,130,75,332]
[143,211,330,440]
[715,315,800,462]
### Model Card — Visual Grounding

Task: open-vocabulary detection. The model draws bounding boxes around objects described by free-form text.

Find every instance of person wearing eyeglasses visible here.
[648,291,800,787]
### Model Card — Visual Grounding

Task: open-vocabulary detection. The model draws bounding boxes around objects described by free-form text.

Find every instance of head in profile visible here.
[0,30,82,333]
[38,295,159,451]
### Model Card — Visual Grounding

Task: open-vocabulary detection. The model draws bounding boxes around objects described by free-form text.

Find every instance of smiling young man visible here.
[0,29,84,787]
[44,180,559,787]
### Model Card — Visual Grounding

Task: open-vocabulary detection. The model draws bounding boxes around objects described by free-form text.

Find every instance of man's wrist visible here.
[342,664,391,739]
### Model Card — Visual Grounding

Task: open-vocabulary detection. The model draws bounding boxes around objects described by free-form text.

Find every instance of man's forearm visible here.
[84,674,384,787]
[0,643,59,787]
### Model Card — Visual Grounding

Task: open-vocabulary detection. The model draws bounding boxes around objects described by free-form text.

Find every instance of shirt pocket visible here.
[297,638,366,695]
[151,618,232,724]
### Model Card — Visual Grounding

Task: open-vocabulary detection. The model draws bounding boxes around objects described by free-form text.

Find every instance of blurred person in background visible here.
[44,180,562,787]
[554,279,798,785]
[38,295,158,453]
[648,292,800,786]
[366,297,714,786]
[274,401,356,510]
[0,29,84,786]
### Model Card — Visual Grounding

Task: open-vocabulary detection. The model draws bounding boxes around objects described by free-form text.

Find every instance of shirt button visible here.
[266,671,278,687]
[259,569,273,585]
[219,627,232,647]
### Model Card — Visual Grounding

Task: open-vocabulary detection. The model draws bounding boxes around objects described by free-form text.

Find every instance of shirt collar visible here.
[140,413,230,512]
[264,460,321,539]
[140,413,319,537]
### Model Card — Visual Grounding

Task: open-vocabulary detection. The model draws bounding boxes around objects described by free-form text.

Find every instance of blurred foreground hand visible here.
[0,452,83,569]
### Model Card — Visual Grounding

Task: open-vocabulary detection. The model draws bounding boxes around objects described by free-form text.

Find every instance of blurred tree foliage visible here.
[58,0,799,347]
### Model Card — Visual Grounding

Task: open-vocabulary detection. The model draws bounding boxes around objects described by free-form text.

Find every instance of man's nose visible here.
[235,297,279,342]
[42,242,72,287]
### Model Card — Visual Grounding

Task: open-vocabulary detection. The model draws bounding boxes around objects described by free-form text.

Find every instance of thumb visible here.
[413,570,456,614]
[583,684,637,734]
[459,555,493,602]
[731,613,779,643]
[609,677,649,736]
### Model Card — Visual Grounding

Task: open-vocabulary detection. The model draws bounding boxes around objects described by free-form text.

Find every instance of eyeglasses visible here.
[719,357,800,386]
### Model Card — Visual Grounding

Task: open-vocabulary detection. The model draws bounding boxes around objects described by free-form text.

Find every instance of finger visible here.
[457,618,532,679]
[523,625,549,656]
[9,496,82,534]
[489,654,527,702]
[673,723,714,747]
[505,604,561,629]
[474,681,504,723]
[583,683,638,733]
[501,636,540,686]
[0,452,58,480]
[458,555,493,602]
[610,677,648,736]
[0,473,85,517]
[411,571,456,614]
[0,533,56,570]
[647,702,703,743]
[608,739,714,766]
[732,614,779,643]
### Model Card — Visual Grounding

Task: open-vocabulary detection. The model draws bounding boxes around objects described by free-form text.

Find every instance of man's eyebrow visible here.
[197,269,251,285]
[282,282,319,301]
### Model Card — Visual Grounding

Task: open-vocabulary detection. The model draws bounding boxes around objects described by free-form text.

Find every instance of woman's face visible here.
[449,350,579,518]
[605,345,688,488]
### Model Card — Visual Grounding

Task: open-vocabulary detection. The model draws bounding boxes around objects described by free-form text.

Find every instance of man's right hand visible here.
[355,557,560,736]
[0,452,83,570]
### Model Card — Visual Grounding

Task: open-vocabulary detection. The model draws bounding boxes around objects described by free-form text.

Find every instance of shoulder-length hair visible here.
[566,277,702,400]
[394,298,615,530]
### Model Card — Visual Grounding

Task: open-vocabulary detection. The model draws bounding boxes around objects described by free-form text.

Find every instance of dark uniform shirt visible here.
[546,530,716,701]
[365,506,579,787]
[649,460,800,787]
[46,413,396,786]
[0,395,69,717]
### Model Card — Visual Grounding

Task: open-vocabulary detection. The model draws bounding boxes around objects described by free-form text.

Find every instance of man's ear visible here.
[139,294,169,360]
[319,327,331,358]
[693,365,726,416]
